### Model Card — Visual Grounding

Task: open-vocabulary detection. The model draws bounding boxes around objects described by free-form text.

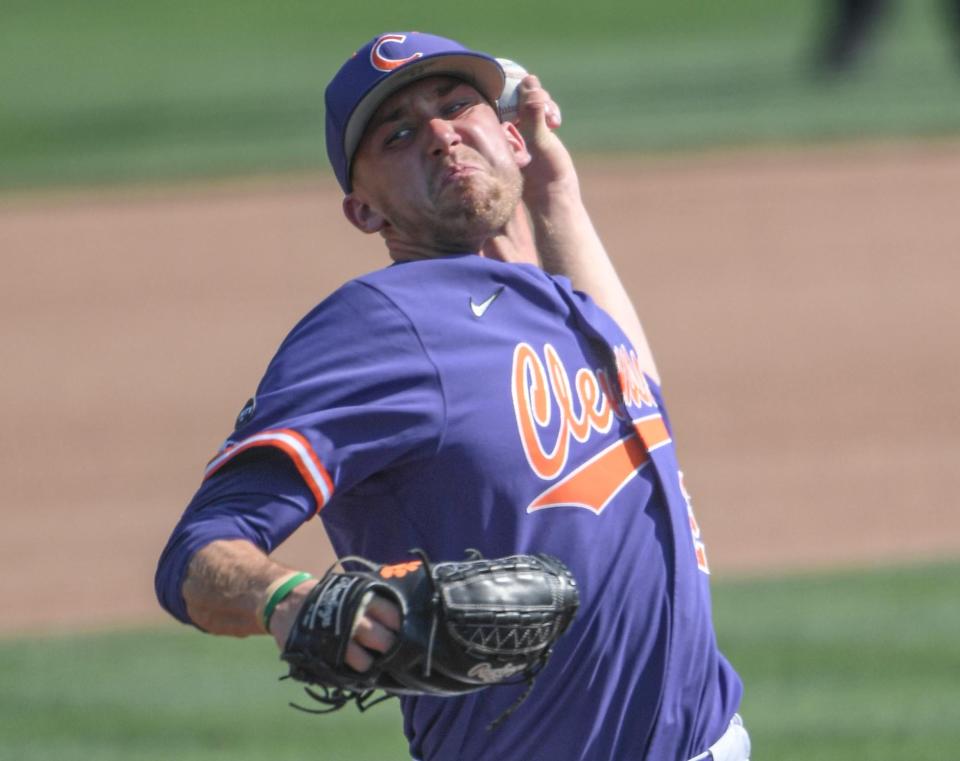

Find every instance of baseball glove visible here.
[280,549,579,726]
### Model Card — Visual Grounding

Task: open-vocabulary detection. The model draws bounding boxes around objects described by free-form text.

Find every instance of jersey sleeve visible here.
[154,448,315,625]
[204,279,446,512]
[155,280,446,626]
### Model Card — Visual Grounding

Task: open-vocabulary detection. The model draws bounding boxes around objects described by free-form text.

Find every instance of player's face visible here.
[347,76,531,255]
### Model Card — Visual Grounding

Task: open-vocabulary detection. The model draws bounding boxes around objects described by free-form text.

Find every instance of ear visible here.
[502,121,532,169]
[342,194,386,235]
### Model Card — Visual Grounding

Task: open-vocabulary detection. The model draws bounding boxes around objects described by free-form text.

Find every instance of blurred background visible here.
[1,1,958,759]
[4,0,960,189]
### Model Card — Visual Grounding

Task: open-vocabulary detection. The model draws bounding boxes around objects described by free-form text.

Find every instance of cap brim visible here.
[342,53,505,187]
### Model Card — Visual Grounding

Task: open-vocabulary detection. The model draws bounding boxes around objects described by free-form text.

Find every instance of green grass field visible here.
[4,0,960,190]
[2,562,958,760]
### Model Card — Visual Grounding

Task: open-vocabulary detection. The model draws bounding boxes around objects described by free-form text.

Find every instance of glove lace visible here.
[285,681,392,715]
[410,547,440,679]
[486,673,538,732]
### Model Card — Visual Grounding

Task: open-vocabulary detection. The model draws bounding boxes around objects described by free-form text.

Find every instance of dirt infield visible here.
[2,142,958,635]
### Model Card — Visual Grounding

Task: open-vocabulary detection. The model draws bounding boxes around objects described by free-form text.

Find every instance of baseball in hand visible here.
[496,57,562,128]
[496,57,529,124]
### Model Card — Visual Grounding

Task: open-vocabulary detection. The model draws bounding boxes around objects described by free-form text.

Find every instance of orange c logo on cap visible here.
[370,34,423,72]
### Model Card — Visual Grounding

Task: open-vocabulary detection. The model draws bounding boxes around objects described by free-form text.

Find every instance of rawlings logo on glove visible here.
[280,550,579,728]
[468,662,527,683]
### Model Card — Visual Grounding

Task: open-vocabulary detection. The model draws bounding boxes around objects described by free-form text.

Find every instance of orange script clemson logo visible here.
[511,342,670,515]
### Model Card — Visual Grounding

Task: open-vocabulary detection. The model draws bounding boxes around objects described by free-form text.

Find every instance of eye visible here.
[384,125,414,147]
[442,99,472,117]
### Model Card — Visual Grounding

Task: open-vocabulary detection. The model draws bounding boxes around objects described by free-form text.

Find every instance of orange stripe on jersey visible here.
[527,431,649,515]
[204,429,334,512]
[526,414,671,515]
[633,414,671,452]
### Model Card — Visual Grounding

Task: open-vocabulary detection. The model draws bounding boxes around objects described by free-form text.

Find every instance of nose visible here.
[426,117,461,155]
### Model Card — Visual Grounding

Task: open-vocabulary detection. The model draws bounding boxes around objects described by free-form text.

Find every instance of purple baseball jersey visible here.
[156,254,742,760]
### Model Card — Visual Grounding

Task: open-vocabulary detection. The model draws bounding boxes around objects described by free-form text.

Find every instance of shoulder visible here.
[290,277,399,334]
[258,274,435,393]
[228,271,449,442]
[355,256,562,312]
[357,255,553,291]
[275,274,425,359]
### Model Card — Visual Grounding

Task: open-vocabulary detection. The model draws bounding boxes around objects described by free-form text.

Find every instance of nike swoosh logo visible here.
[470,286,504,318]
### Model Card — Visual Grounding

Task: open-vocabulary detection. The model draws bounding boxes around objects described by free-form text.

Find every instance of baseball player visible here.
[156,32,749,761]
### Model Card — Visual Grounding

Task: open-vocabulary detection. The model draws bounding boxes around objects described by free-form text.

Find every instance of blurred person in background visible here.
[814,0,960,74]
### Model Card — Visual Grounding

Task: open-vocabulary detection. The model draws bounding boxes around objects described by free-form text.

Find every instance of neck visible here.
[386,239,476,263]
[480,204,539,265]
[385,205,539,265]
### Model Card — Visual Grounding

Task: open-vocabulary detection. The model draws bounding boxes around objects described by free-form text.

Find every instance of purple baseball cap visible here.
[324,32,505,193]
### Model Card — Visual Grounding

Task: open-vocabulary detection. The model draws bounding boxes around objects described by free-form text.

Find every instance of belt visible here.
[687,714,751,761]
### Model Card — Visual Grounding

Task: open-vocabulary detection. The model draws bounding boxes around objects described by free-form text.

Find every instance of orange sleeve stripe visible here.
[203,428,334,512]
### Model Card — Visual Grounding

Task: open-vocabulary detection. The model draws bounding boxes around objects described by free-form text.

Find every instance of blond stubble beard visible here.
[385,163,523,253]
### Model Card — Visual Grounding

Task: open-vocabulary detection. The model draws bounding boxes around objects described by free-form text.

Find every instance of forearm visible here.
[515,74,659,383]
[183,538,398,667]
[527,184,659,384]
[181,538,311,641]
[528,183,622,301]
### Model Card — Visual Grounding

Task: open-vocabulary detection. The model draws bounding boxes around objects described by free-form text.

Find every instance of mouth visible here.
[437,163,480,190]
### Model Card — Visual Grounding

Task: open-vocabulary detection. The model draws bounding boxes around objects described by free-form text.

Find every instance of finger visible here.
[344,613,397,672]
[364,594,402,631]
[516,76,551,144]
[545,100,562,129]
[352,609,398,653]
[519,76,560,117]
[344,640,375,672]
[523,75,562,130]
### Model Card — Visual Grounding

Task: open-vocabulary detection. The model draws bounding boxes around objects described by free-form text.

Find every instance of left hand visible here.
[344,593,402,671]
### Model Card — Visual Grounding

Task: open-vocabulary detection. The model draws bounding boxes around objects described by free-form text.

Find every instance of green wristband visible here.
[262,572,313,633]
